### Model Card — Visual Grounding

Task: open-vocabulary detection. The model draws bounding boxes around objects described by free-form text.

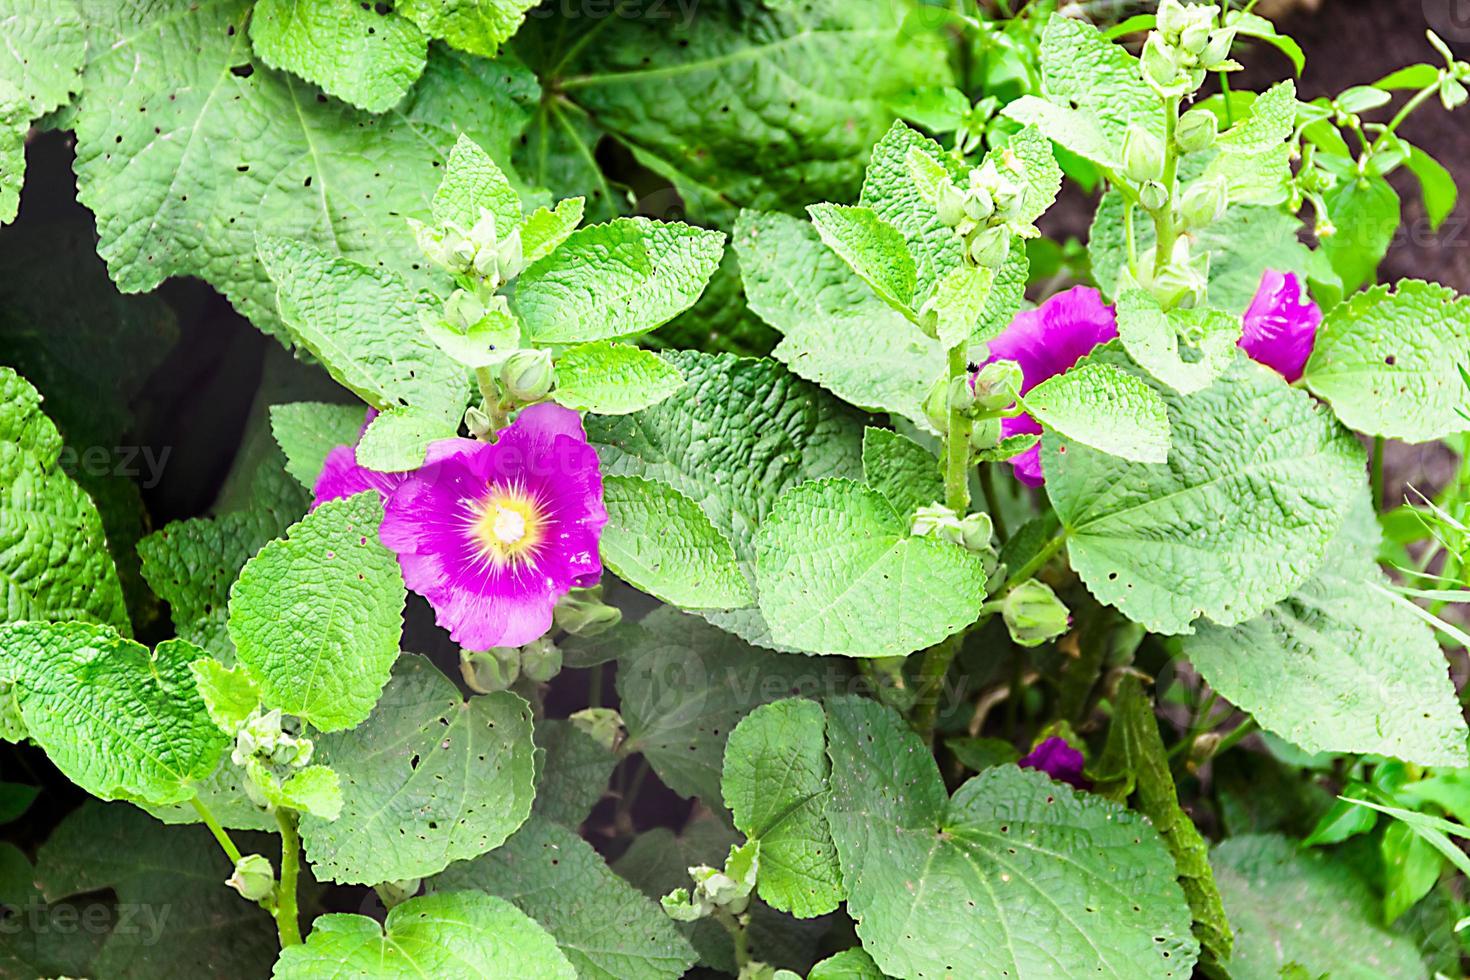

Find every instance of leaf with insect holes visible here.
[299,656,536,883]
[227,492,406,732]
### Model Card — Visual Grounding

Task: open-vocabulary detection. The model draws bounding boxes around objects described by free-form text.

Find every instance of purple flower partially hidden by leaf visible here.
[1238,269,1321,383]
[379,403,607,650]
[976,286,1119,487]
[1018,736,1090,790]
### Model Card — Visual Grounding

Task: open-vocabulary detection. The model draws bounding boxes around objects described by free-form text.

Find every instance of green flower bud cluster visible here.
[912,504,997,557]
[1427,31,1470,109]
[412,207,525,293]
[1142,0,1239,97]
[934,153,1031,269]
[1137,236,1210,310]
[661,840,760,922]
[569,706,625,752]
[924,361,1021,434]
[232,708,314,770]
[553,585,623,637]
[1002,579,1071,648]
[460,635,564,693]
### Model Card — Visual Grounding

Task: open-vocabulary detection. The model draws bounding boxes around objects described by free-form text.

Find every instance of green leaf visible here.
[249,0,428,113]
[36,801,281,978]
[0,366,128,630]
[300,656,536,883]
[433,133,521,234]
[861,427,943,519]
[1211,835,1427,979]
[1201,81,1296,206]
[0,781,37,825]
[1091,676,1232,962]
[138,451,310,660]
[532,718,616,828]
[515,217,725,343]
[0,623,227,805]
[587,351,865,648]
[721,699,843,918]
[600,475,754,611]
[258,236,466,466]
[428,815,698,979]
[1023,361,1171,463]
[1402,143,1457,231]
[188,658,260,734]
[755,479,989,657]
[275,891,575,979]
[70,0,535,337]
[552,341,685,415]
[420,304,522,371]
[396,0,535,57]
[1114,289,1243,395]
[1382,820,1442,924]
[1183,492,1468,767]
[808,948,889,980]
[823,696,1199,978]
[1044,354,1364,635]
[1302,279,1470,442]
[269,401,366,489]
[355,405,461,471]
[860,122,964,301]
[0,0,85,223]
[227,492,406,732]
[525,1,951,226]
[735,208,942,426]
[520,196,586,265]
[270,764,342,820]
[615,607,847,803]
[927,261,997,348]
[1002,15,1160,168]
[1321,175,1401,294]
[806,203,917,316]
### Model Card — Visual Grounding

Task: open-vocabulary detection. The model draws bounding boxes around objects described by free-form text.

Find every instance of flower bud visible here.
[957,512,994,554]
[961,184,995,223]
[969,416,1001,451]
[971,359,1022,412]
[464,405,493,440]
[1179,19,1211,55]
[467,208,499,253]
[1139,180,1170,213]
[1179,178,1228,229]
[1002,579,1070,648]
[1155,0,1190,36]
[1175,108,1218,153]
[968,225,1010,268]
[519,636,563,684]
[570,707,624,751]
[226,854,275,902]
[947,375,978,415]
[1121,124,1165,183]
[374,879,421,909]
[499,348,555,403]
[935,181,967,228]
[1141,34,1184,94]
[444,289,486,331]
[1441,76,1469,111]
[460,647,520,693]
[1198,28,1237,70]
[554,586,622,636]
[912,504,965,547]
[923,377,951,433]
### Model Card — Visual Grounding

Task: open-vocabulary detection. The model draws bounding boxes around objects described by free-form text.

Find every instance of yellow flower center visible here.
[470,485,545,564]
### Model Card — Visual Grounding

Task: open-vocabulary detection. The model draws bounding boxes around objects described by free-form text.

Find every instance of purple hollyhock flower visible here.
[313,409,476,507]
[977,285,1119,487]
[1019,736,1090,790]
[379,402,607,650]
[1238,269,1321,383]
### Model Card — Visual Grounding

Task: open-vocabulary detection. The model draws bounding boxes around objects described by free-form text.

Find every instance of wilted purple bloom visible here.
[1019,736,1090,789]
[1238,269,1321,383]
[977,286,1119,487]
[379,403,607,650]
[313,409,476,507]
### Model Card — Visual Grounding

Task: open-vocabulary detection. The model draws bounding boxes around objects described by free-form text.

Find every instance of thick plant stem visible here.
[1371,435,1386,511]
[1150,96,1183,282]
[912,634,963,745]
[191,796,243,865]
[943,344,973,513]
[274,810,304,948]
[1004,529,1069,592]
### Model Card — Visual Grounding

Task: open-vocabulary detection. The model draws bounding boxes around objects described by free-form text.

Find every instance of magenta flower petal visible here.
[979,286,1118,487]
[379,403,607,650]
[1239,270,1321,383]
[1019,736,1090,790]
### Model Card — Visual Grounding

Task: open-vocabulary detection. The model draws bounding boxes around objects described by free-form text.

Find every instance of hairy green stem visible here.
[1150,96,1183,281]
[1005,529,1069,592]
[191,797,243,865]
[274,810,304,948]
[714,909,751,969]
[943,345,973,513]
[912,634,964,744]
